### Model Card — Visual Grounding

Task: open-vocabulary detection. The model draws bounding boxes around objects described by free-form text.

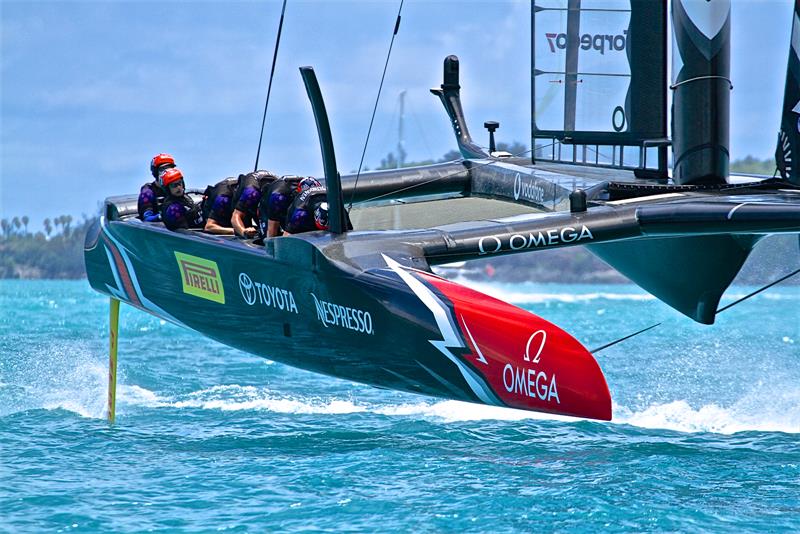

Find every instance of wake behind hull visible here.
[85,218,612,421]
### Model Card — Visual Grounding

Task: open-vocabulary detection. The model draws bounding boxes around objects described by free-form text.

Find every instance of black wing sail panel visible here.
[671,0,731,186]
[777,0,800,185]
[532,0,667,145]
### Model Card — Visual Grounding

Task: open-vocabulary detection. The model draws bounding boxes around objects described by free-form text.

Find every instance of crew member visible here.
[201,176,238,235]
[230,170,278,238]
[258,176,320,238]
[138,153,176,221]
[160,168,205,231]
[283,185,330,235]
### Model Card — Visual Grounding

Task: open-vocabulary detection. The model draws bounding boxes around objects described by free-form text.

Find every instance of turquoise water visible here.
[1,279,798,532]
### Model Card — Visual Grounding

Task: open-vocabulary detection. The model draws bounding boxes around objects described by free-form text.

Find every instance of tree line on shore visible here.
[0,215,95,279]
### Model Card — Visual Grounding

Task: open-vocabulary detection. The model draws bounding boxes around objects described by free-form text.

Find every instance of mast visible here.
[398,90,407,167]
[776,0,800,185]
[670,0,732,186]
[563,0,581,133]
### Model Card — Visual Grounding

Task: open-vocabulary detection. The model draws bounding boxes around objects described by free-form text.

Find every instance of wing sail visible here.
[777,0,800,185]
[532,0,667,145]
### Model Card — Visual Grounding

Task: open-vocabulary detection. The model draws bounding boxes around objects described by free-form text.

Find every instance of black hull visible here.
[85,216,612,421]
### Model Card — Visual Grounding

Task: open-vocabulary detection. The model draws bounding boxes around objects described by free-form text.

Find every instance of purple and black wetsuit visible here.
[161,195,205,231]
[201,177,238,227]
[232,170,278,227]
[285,186,328,234]
[257,176,302,236]
[137,181,165,222]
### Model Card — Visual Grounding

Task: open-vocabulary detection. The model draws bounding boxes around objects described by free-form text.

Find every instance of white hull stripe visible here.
[382,254,501,406]
[101,220,181,325]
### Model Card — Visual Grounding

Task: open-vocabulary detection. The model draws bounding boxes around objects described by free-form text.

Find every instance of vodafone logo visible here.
[513,173,545,203]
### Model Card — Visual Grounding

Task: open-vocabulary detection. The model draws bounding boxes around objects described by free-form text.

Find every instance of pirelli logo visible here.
[174,252,225,304]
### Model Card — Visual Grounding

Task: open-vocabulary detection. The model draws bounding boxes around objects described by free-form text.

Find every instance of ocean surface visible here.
[1,279,798,532]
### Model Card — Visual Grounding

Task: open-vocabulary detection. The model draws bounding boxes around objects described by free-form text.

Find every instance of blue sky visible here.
[0,0,794,226]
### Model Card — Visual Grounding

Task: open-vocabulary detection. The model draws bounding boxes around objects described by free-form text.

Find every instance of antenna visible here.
[484,121,499,154]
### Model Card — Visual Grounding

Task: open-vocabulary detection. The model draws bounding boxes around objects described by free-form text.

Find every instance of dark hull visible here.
[85,217,612,421]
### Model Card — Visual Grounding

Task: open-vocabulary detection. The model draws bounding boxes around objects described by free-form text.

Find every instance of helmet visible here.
[150,153,176,178]
[297,177,321,193]
[314,202,329,230]
[160,168,184,188]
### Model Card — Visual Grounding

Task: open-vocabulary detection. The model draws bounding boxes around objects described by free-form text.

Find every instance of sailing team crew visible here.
[159,168,206,231]
[229,170,278,238]
[137,153,334,236]
[284,184,331,235]
[201,176,238,235]
[259,177,322,237]
[137,153,176,222]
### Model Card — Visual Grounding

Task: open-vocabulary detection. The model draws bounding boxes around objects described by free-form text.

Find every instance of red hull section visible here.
[420,273,612,421]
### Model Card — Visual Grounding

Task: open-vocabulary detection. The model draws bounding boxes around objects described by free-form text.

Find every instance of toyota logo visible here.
[513,172,522,200]
[239,272,256,305]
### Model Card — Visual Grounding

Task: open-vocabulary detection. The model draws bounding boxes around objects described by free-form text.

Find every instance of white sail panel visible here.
[533,0,667,146]
[534,0,631,134]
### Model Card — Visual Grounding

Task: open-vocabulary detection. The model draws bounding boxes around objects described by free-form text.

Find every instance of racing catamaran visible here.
[85,0,800,423]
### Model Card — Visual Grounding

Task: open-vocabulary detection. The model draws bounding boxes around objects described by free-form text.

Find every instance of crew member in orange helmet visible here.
[159,168,205,231]
[138,153,177,222]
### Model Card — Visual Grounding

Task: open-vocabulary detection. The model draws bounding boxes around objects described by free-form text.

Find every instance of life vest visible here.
[233,170,279,220]
[137,181,165,221]
[285,186,327,234]
[201,177,238,225]
[161,194,205,231]
[257,176,303,230]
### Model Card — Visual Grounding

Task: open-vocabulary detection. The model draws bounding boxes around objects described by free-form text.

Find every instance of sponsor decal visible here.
[545,30,627,55]
[502,365,560,403]
[513,172,546,203]
[777,130,793,179]
[501,330,560,404]
[311,293,374,335]
[238,272,298,313]
[477,225,595,255]
[297,186,326,204]
[793,100,800,133]
[175,252,225,304]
